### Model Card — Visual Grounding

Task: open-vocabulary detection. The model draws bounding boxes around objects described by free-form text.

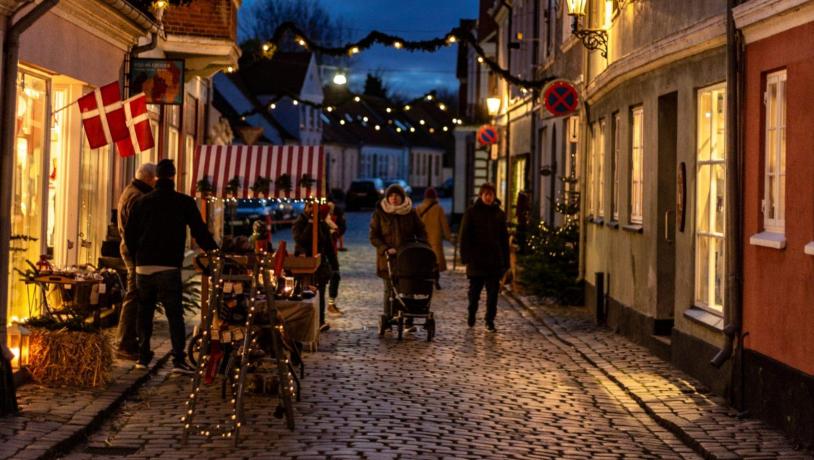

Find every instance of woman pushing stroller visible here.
[369,184,427,327]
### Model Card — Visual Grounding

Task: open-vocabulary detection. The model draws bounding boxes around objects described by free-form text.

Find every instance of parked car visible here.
[346,178,385,211]
[437,177,454,197]
[383,179,413,197]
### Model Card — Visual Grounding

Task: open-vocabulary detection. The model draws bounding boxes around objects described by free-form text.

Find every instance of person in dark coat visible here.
[125,160,218,373]
[369,184,427,322]
[459,182,509,333]
[115,163,156,360]
[292,203,339,332]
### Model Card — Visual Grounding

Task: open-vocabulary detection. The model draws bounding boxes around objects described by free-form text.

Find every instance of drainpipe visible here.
[710,0,743,391]
[530,0,540,221]
[0,0,60,415]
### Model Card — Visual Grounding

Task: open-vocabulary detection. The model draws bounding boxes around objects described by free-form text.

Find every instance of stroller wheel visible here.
[426,318,436,342]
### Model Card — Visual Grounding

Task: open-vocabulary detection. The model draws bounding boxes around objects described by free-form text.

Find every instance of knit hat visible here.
[385,184,406,201]
[424,187,437,200]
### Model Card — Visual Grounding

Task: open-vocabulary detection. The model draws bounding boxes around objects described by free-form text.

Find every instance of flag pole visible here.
[50,98,79,117]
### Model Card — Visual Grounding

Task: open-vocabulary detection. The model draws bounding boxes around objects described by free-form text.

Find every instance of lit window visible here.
[695,83,726,314]
[596,119,606,218]
[586,125,595,215]
[611,112,621,221]
[763,70,787,234]
[629,106,644,224]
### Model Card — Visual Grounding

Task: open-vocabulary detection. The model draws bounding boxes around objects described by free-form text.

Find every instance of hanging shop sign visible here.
[129,58,185,105]
[477,124,499,146]
[543,80,579,117]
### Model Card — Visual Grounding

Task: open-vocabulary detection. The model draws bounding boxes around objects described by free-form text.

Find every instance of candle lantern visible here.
[8,324,31,369]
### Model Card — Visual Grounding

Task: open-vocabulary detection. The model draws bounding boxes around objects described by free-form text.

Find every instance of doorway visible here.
[656,92,678,330]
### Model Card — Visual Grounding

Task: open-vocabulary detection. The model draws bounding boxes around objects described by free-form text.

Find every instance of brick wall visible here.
[163,0,237,41]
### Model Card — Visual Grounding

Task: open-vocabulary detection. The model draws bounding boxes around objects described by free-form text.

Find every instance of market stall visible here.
[183,145,328,445]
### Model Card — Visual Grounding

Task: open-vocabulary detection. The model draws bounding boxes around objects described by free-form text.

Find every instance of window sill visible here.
[684,307,724,332]
[593,217,605,226]
[805,241,814,256]
[608,221,619,229]
[749,231,786,249]
[622,224,643,234]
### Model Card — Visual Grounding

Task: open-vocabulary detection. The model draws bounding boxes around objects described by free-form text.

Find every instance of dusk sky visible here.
[240,0,479,99]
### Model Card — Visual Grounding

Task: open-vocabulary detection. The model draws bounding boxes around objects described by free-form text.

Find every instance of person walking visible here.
[292,203,338,332]
[459,182,509,333]
[125,160,218,373]
[115,163,156,360]
[369,184,427,328]
[324,202,345,315]
[416,187,451,290]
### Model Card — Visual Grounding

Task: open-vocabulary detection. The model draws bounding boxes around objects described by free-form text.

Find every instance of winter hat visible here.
[479,182,496,196]
[385,184,406,201]
[424,187,437,200]
[156,159,176,179]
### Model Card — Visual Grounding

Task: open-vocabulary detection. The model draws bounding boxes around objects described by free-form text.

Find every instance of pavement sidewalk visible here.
[504,290,813,460]
[0,322,177,460]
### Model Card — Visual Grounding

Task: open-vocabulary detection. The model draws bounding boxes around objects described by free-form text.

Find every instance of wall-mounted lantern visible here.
[566,0,609,59]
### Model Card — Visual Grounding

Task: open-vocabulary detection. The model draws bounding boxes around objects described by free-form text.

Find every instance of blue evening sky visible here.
[240,0,479,99]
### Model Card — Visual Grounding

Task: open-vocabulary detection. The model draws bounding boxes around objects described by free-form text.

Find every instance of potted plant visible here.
[225,176,241,198]
[250,176,271,198]
[196,177,214,198]
[299,173,316,190]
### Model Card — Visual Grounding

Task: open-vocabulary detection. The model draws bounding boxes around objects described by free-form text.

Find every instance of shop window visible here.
[629,106,644,224]
[611,112,621,221]
[9,72,47,322]
[695,83,726,314]
[77,137,112,266]
[763,70,787,234]
[586,125,595,215]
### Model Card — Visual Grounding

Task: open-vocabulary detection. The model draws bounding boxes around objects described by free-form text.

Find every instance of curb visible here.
[32,347,173,460]
[501,291,723,460]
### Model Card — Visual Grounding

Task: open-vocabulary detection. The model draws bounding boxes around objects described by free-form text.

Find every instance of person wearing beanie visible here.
[458,182,509,333]
[416,187,452,289]
[125,159,218,373]
[369,184,427,329]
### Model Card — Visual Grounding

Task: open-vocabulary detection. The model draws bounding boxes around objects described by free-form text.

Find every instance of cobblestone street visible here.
[55,210,811,460]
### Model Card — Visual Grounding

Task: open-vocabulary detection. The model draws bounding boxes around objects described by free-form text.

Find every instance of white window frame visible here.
[695,83,727,314]
[763,70,787,234]
[611,112,621,221]
[630,106,644,224]
[596,119,606,218]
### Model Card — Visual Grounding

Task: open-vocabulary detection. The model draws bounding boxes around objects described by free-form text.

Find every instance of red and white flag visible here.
[115,93,154,157]
[77,81,128,148]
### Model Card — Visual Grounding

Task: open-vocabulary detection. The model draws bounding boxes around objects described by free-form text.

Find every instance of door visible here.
[656,92,678,326]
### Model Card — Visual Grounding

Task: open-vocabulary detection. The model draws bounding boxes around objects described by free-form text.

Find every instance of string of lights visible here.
[246,21,557,90]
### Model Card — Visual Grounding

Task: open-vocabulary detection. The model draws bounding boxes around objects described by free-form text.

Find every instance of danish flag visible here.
[77,81,129,148]
[114,93,154,157]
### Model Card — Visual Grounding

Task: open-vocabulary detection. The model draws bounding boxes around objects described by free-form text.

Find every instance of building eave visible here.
[162,33,240,79]
[733,0,814,43]
[46,0,158,51]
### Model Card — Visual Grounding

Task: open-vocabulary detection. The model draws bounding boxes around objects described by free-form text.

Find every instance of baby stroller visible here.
[378,240,437,341]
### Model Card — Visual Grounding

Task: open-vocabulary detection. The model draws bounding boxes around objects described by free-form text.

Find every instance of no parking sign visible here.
[543,80,579,117]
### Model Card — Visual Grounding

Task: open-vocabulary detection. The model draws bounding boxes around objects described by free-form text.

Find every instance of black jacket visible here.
[459,198,510,277]
[125,179,218,268]
[292,214,338,284]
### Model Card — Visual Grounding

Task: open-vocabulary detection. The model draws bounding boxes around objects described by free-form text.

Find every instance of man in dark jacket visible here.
[125,160,218,373]
[459,182,509,333]
[115,163,156,360]
[292,203,339,332]
[369,184,427,323]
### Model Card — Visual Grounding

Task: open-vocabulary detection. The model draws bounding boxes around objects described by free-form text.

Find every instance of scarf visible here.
[380,196,413,215]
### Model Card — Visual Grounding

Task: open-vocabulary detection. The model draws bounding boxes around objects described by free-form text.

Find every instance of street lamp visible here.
[332,72,348,86]
[566,0,608,58]
[486,97,501,117]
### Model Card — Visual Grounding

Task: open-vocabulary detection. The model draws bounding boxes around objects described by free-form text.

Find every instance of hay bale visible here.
[28,328,113,387]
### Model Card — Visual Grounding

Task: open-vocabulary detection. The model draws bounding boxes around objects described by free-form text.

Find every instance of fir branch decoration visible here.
[225,176,241,196]
[251,176,271,196]
[299,174,316,189]
[276,173,292,193]
[196,177,214,194]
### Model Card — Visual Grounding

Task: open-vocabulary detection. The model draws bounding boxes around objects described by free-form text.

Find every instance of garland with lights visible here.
[254,21,557,90]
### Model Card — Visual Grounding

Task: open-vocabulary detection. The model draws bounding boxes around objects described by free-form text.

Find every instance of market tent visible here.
[191,145,326,199]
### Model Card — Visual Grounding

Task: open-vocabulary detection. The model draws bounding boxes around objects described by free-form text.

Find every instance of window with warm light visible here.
[611,112,621,221]
[596,119,606,218]
[695,83,726,314]
[586,124,595,215]
[629,106,644,225]
[763,70,787,234]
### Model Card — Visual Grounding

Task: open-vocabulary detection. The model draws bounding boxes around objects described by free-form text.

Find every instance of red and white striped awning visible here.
[191,145,326,199]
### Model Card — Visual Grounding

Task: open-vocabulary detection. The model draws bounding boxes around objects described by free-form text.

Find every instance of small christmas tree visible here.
[518,178,583,306]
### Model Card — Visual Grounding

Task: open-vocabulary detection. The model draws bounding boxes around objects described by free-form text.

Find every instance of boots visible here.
[327,298,344,316]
